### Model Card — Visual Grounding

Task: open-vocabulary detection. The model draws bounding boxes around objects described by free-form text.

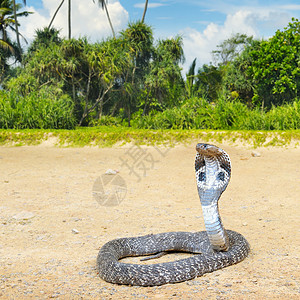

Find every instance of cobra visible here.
[97,143,250,286]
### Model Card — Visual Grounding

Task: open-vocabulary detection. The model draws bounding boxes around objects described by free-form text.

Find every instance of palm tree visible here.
[12,0,26,57]
[93,0,115,38]
[1,0,29,60]
[141,0,148,23]
[0,4,15,54]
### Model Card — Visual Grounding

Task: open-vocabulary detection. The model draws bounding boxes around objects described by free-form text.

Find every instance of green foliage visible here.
[185,58,197,98]
[116,21,154,125]
[156,36,185,64]
[265,100,300,130]
[133,97,300,130]
[3,22,185,127]
[212,33,255,65]
[120,21,153,66]
[1,18,300,132]
[88,115,122,127]
[248,18,300,107]
[26,27,62,56]
[143,35,184,112]
[1,1,32,52]
[222,39,260,106]
[6,36,128,125]
[133,97,214,129]
[194,64,223,101]
[0,90,76,129]
[0,0,31,79]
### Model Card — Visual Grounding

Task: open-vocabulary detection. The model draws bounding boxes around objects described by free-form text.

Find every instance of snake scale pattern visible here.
[97,143,250,286]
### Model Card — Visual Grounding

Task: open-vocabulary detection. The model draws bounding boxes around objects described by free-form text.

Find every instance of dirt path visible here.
[0,142,299,299]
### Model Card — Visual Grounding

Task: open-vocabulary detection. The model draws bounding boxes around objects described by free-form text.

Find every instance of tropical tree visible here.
[143,36,185,113]
[0,0,17,54]
[0,0,30,79]
[79,37,128,124]
[6,22,187,126]
[157,36,185,64]
[11,33,130,125]
[222,40,259,106]
[12,0,30,56]
[0,0,29,57]
[27,27,62,57]
[185,58,197,98]
[118,21,154,125]
[0,38,16,81]
[212,33,255,66]
[205,34,258,104]
[248,18,300,108]
[194,64,223,101]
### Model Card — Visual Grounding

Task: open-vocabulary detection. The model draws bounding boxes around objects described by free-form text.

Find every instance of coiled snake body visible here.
[97,143,250,286]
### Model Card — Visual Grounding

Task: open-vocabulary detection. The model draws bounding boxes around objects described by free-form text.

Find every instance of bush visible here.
[265,100,300,130]
[212,99,249,129]
[88,115,122,127]
[133,97,300,130]
[0,90,76,129]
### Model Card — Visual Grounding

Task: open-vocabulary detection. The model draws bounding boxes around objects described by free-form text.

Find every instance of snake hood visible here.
[195,143,232,251]
[195,143,231,204]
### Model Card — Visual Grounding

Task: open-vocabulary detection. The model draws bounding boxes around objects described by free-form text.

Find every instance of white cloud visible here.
[134,3,166,9]
[279,4,300,10]
[181,9,291,74]
[19,6,49,44]
[20,0,129,46]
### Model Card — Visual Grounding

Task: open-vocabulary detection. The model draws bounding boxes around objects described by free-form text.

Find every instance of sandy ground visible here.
[0,141,299,299]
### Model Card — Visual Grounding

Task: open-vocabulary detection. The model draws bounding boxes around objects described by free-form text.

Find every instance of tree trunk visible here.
[98,97,104,119]
[142,91,150,116]
[79,69,92,125]
[127,98,131,127]
[78,84,113,126]
[48,0,65,29]
[68,0,71,39]
[103,2,115,38]
[72,70,76,106]
[12,0,22,61]
[141,0,148,23]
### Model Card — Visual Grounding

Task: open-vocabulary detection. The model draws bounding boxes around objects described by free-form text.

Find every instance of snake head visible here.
[195,143,231,204]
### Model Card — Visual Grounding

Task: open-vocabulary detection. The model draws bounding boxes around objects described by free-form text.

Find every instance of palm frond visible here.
[0,39,15,54]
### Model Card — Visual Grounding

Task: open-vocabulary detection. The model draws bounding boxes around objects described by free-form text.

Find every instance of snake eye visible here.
[217,172,225,181]
[199,172,206,182]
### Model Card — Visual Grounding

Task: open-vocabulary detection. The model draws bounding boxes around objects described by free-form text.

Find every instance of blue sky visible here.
[21,0,300,72]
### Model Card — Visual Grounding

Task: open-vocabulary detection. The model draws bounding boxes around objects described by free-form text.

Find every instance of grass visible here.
[0,127,300,148]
